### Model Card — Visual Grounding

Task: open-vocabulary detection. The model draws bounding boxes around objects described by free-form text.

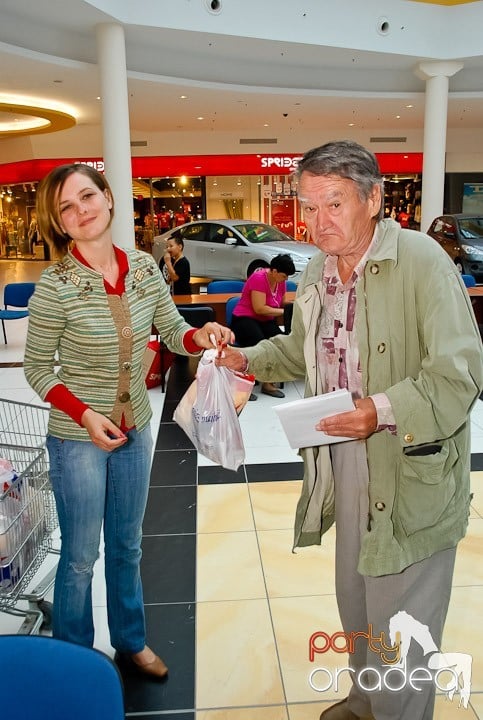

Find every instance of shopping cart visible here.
[0,398,58,634]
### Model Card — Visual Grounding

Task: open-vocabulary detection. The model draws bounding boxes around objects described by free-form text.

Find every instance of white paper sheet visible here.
[274,389,355,449]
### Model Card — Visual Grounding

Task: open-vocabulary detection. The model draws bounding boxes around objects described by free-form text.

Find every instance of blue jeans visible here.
[46,426,152,652]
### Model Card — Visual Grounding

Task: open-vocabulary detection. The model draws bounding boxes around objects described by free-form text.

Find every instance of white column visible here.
[416,61,463,234]
[96,23,134,249]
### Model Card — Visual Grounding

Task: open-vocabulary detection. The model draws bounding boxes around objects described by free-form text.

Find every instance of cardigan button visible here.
[375,501,386,511]
[121,326,133,339]
[404,433,414,443]
[370,264,380,274]
[119,392,131,403]
[377,343,386,353]
[122,362,132,371]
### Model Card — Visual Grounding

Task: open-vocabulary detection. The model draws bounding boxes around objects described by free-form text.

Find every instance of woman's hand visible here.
[81,408,128,451]
[192,322,234,351]
[316,397,378,440]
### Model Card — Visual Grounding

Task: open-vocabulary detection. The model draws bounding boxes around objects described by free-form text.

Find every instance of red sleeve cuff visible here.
[45,384,90,426]
[182,328,203,354]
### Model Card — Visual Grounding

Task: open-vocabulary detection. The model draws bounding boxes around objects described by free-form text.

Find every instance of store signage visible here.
[260,156,302,169]
[0,152,423,184]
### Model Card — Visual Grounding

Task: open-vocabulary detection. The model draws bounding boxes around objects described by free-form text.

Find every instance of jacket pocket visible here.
[395,440,457,536]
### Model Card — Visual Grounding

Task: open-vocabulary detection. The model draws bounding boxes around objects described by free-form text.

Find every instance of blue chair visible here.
[0,282,36,343]
[226,296,240,326]
[461,274,476,288]
[207,280,245,294]
[286,280,297,292]
[0,635,125,719]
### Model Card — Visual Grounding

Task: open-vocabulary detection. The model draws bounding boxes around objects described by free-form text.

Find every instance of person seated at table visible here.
[159,236,191,295]
[230,253,295,399]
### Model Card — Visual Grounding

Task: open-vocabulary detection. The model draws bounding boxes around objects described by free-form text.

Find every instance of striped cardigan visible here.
[24,248,193,440]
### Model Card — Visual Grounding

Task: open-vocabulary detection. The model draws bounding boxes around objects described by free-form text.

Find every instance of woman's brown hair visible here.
[36,163,115,257]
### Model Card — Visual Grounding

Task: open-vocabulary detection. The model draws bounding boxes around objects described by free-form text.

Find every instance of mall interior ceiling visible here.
[1,0,483,165]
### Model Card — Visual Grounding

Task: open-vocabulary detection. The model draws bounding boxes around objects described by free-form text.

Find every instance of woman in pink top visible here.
[231,253,295,398]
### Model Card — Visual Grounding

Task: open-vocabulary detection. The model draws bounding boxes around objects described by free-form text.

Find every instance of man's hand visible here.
[317,396,378,439]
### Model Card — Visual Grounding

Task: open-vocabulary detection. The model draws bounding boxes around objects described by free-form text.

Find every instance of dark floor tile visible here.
[198,463,247,484]
[141,535,195,604]
[143,485,196,535]
[198,461,304,484]
[162,397,183,423]
[155,421,194,451]
[120,602,195,714]
[471,453,483,471]
[150,449,197,487]
[126,715,194,720]
[245,461,304,482]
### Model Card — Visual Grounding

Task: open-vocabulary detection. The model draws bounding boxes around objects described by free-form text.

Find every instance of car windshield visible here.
[233,223,293,243]
[458,218,483,241]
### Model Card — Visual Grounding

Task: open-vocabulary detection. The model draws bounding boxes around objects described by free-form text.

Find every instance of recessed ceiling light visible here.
[197,116,204,121]
[406,104,413,108]
[180,95,187,100]
[396,115,401,119]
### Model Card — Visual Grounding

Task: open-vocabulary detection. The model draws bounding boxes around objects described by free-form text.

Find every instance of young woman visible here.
[159,236,191,295]
[230,253,295,398]
[24,164,232,679]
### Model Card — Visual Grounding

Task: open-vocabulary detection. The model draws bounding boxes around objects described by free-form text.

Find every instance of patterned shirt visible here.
[317,232,396,432]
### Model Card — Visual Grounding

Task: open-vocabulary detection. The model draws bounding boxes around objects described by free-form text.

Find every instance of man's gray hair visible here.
[295,140,384,220]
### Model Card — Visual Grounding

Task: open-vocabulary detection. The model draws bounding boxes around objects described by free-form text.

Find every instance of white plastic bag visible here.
[173,350,254,471]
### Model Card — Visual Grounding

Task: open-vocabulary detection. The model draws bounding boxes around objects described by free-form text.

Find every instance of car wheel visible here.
[247,260,270,278]
[454,259,464,274]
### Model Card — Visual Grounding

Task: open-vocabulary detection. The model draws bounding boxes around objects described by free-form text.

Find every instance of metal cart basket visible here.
[0,398,57,633]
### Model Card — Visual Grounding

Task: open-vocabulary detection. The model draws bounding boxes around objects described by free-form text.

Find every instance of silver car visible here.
[152,219,318,282]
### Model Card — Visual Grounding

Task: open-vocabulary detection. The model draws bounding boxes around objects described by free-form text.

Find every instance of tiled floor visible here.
[1,259,483,719]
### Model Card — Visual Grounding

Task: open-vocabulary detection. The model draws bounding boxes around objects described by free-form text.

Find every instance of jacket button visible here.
[121,326,133,338]
[122,362,131,371]
[370,264,380,274]
[375,501,386,511]
[377,343,386,353]
[404,433,414,443]
[119,392,130,403]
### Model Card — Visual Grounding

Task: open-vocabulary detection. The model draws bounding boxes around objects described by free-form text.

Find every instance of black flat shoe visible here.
[261,387,285,399]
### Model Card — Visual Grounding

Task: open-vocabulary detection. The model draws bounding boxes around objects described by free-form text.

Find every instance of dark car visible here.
[427,214,483,282]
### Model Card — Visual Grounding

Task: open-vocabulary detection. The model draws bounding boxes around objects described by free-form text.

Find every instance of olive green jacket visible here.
[244,218,483,576]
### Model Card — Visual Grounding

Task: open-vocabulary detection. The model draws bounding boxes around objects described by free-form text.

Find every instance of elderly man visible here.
[218,141,483,720]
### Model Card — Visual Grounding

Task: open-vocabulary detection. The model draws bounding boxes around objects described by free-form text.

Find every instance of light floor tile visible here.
[470,436,483,453]
[470,693,483,719]
[197,531,266,602]
[470,472,483,518]
[197,706,288,720]
[434,692,478,719]
[453,518,483,586]
[244,445,302,466]
[196,598,285,709]
[269,595,351,704]
[288,702,347,720]
[250,480,302,532]
[442,586,483,693]
[257,528,336,599]
[197,483,254,534]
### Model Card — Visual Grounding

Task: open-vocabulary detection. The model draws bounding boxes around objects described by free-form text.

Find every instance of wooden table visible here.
[173,291,296,324]
[468,285,483,324]
[189,276,212,293]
